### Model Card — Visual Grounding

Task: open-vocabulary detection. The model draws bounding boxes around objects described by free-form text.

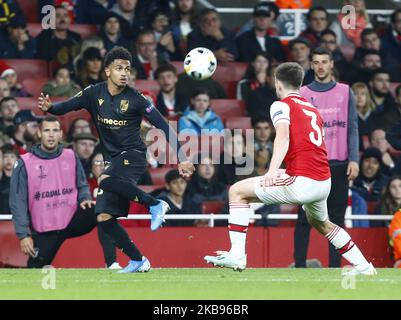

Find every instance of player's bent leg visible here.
[305,207,376,275]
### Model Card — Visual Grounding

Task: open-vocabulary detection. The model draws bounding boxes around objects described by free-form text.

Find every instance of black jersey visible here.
[49,82,181,161]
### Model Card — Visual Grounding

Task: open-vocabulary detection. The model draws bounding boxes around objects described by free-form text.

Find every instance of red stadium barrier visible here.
[0,221,393,268]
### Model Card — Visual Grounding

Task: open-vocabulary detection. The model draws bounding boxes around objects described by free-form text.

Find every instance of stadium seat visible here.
[17,0,39,23]
[212,62,248,83]
[135,80,160,95]
[170,61,184,74]
[367,201,378,215]
[58,109,92,133]
[219,80,238,99]
[27,23,99,39]
[224,117,252,130]
[390,82,401,97]
[149,167,176,185]
[16,97,39,111]
[389,145,401,158]
[211,99,246,120]
[339,45,356,62]
[4,59,48,79]
[201,200,225,214]
[22,78,49,97]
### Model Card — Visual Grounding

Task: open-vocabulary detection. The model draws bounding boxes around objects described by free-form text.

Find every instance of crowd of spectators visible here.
[0,0,400,236]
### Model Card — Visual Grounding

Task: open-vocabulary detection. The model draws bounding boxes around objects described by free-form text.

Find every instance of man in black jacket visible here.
[236,2,285,63]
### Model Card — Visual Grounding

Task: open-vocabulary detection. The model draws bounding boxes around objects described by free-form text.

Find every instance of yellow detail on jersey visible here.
[124,159,130,165]
[98,99,104,106]
[120,100,129,112]
[97,115,128,127]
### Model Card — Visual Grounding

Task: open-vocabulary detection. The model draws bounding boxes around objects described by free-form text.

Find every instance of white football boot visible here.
[342,262,377,276]
[204,251,247,271]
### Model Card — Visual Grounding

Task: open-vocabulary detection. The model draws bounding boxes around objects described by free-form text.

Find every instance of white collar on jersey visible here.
[285,92,301,97]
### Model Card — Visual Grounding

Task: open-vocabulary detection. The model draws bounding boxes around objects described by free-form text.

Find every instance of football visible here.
[183,47,217,80]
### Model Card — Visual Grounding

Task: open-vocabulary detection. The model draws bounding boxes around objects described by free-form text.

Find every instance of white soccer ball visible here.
[184,47,217,80]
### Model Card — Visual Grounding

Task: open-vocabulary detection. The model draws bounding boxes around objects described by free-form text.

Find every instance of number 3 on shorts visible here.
[302,109,323,147]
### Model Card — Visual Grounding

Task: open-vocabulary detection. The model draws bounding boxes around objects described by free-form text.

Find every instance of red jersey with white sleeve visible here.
[270,93,331,181]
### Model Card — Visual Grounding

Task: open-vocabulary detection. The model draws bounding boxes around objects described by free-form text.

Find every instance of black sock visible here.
[100,177,159,206]
[99,219,142,261]
[97,226,117,267]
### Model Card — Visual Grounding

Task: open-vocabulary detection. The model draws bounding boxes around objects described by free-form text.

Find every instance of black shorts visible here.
[95,149,147,218]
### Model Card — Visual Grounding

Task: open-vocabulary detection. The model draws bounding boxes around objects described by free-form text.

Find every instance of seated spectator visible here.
[299,7,330,48]
[0,97,19,136]
[381,8,401,65]
[76,47,105,88]
[187,8,237,62]
[170,0,198,57]
[243,54,277,120]
[237,51,271,101]
[10,110,40,155]
[72,132,97,178]
[99,12,131,53]
[176,72,226,99]
[178,89,224,136]
[110,0,148,40]
[66,118,93,143]
[0,144,18,214]
[132,30,168,80]
[236,2,285,63]
[353,28,401,82]
[42,66,81,98]
[148,9,181,61]
[389,206,401,268]
[35,5,81,62]
[253,116,274,156]
[73,37,106,76]
[373,176,401,229]
[330,0,371,47]
[158,169,196,227]
[351,147,388,202]
[0,78,10,99]
[0,65,30,97]
[350,49,382,84]
[154,64,189,117]
[378,84,401,132]
[319,29,353,82]
[368,68,396,115]
[351,82,376,141]
[288,37,314,85]
[0,17,36,59]
[217,132,254,185]
[369,129,398,176]
[185,154,228,221]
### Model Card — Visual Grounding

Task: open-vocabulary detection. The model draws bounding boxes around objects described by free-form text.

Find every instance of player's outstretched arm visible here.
[38,88,89,115]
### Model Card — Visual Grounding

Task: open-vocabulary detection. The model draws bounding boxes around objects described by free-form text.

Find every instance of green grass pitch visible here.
[0,268,400,300]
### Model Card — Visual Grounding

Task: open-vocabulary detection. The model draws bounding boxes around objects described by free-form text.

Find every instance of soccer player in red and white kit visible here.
[205,62,376,275]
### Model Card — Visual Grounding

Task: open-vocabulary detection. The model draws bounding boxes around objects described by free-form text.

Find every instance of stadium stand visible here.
[224,117,252,130]
[3,59,48,79]
[149,167,176,185]
[134,80,160,95]
[211,99,246,120]
[16,0,39,23]
[201,200,225,214]
[22,77,49,97]
[26,23,99,39]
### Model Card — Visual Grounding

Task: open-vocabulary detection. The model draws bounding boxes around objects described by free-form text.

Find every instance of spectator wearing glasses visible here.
[299,7,330,48]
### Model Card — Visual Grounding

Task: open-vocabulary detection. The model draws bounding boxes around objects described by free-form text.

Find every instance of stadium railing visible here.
[0,214,394,227]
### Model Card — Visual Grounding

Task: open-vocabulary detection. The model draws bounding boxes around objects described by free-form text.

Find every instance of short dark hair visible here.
[370,68,390,80]
[191,88,210,98]
[274,63,304,89]
[39,115,61,130]
[165,169,182,184]
[104,46,132,68]
[154,64,177,79]
[251,115,271,128]
[136,29,155,42]
[361,48,381,59]
[0,96,16,109]
[306,6,328,21]
[320,29,337,39]
[199,8,219,20]
[310,47,333,61]
[360,28,377,41]
[391,8,401,23]
[1,143,18,157]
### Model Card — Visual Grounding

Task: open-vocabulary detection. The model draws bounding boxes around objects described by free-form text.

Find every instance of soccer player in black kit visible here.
[38,47,195,273]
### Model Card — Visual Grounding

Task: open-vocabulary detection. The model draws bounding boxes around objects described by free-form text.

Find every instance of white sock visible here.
[228,201,252,259]
[325,225,370,269]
